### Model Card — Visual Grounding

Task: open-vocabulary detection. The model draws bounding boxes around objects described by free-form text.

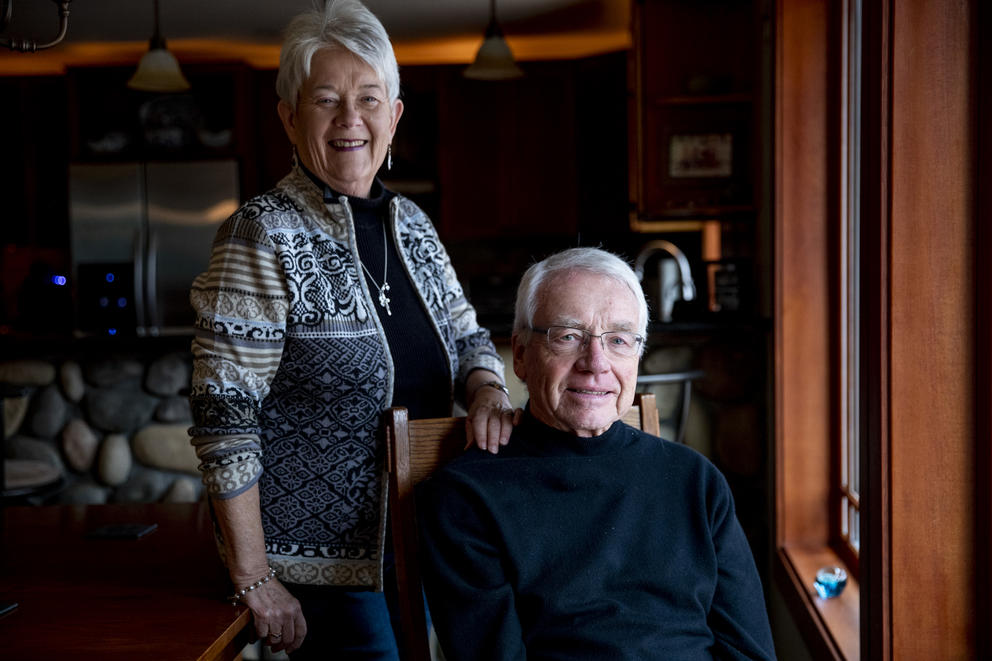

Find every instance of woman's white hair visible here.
[513,247,650,342]
[276,0,400,108]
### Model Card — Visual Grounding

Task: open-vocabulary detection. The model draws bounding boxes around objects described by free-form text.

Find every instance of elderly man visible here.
[417,247,776,660]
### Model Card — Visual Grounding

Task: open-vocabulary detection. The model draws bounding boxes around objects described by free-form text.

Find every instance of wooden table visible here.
[0,501,251,660]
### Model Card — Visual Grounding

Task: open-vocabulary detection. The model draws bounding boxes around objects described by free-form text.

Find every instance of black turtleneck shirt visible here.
[417,412,777,661]
[305,166,451,419]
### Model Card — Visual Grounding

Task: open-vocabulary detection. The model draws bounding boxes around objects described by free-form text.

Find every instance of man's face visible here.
[512,270,640,437]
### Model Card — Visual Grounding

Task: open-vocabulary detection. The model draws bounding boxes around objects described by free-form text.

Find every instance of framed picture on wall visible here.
[668,133,734,178]
[640,99,753,216]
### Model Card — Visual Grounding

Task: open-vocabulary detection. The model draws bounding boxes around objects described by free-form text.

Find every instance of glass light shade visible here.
[464,34,523,80]
[127,47,191,93]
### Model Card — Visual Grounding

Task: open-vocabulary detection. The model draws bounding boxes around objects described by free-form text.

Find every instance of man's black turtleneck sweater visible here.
[417,412,777,660]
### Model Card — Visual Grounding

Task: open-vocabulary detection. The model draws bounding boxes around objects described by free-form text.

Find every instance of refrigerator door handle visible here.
[145,226,159,335]
[133,225,147,337]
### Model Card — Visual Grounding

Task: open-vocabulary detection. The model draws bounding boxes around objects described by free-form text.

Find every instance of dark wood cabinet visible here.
[628,0,762,224]
[626,0,769,322]
[0,76,70,251]
[435,65,579,243]
[0,76,72,335]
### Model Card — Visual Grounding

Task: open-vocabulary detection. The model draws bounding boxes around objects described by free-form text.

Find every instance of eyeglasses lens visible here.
[545,326,640,357]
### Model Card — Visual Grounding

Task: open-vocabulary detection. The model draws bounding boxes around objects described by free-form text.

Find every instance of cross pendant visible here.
[379,283,392,316]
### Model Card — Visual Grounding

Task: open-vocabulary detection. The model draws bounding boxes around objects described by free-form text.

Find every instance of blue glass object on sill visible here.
[814,566,848,599]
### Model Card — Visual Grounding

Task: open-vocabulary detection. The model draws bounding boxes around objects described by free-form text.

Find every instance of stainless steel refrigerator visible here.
[68,159,240,337]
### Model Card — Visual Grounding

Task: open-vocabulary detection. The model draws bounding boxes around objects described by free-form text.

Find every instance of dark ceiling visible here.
[4,0,619,45]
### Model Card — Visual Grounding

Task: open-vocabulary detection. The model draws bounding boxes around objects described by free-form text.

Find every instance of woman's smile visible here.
[330,139,367,150]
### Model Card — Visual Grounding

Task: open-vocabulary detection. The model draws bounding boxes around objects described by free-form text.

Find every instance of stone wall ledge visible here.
[2,351,201,505]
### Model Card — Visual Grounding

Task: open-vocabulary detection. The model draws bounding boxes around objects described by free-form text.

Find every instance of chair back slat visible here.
[405,418,466,484]
[621,404,643,432]
[621,392,660,437]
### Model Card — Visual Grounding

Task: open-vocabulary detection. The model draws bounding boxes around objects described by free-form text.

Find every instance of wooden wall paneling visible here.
[437,65,578,244]
[774,2,858,657]
[0,77,69,249]
[887,0,976,657]
[775,0,832,548]
[571,52,629,247]
[773,0,983,657]
[627,3,644,222]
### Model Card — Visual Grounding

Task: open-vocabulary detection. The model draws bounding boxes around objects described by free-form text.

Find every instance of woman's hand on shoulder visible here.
[465,382,521,454]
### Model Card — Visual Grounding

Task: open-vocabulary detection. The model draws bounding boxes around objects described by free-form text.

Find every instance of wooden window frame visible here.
[834,0,861,578]
[774,0,989,659]
[775,0,858,655]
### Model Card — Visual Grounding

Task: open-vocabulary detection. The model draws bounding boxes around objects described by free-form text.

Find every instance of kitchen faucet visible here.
[633,240,696,323]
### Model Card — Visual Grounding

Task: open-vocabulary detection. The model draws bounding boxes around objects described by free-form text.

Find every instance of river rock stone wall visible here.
[1,353,203,505]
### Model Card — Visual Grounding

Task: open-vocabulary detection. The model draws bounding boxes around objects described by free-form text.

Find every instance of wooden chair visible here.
[383,393,659,661]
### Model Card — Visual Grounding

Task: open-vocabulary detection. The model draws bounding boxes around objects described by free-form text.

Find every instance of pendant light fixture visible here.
[127,0,190,93]
[463,0,523,80]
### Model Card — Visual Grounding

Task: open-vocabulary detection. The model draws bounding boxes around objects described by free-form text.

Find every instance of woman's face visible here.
[278,47,403,198]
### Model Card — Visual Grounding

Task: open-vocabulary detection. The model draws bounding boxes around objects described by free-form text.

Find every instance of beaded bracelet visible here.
[228,567,277,605]
[474,380,511,399]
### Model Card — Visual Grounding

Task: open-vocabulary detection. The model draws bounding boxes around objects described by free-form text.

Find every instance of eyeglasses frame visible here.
[528,325,644,358]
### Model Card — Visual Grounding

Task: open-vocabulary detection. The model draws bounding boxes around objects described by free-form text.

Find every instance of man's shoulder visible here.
[627,425,730,483]
[416,448,496,510]
[420,443,528,493]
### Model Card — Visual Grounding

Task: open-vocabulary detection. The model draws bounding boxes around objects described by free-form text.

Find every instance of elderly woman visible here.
[187,0,515,657]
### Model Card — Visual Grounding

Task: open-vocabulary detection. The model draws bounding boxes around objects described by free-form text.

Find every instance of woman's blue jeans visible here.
[286,582,402,660]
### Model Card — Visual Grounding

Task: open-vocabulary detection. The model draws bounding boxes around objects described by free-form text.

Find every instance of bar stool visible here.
[635,369,705,444]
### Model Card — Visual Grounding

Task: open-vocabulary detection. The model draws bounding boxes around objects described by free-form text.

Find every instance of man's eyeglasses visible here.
[530,326,644,358]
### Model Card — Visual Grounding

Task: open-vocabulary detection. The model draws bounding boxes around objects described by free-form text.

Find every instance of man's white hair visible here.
[512,247,650,349]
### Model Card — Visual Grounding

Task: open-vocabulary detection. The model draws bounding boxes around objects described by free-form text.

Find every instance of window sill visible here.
[776,545,860,661]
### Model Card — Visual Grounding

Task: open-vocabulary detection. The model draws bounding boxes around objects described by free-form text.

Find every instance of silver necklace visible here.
[360,224,392,316]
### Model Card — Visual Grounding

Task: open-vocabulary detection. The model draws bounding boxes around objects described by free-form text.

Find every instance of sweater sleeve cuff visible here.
[199,449,263,499]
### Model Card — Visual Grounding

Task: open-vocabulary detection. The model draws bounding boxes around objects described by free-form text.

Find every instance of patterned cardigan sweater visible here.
[188,165,503,590]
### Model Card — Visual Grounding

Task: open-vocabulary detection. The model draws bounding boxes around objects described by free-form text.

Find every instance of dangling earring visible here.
[387,144,392,171]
